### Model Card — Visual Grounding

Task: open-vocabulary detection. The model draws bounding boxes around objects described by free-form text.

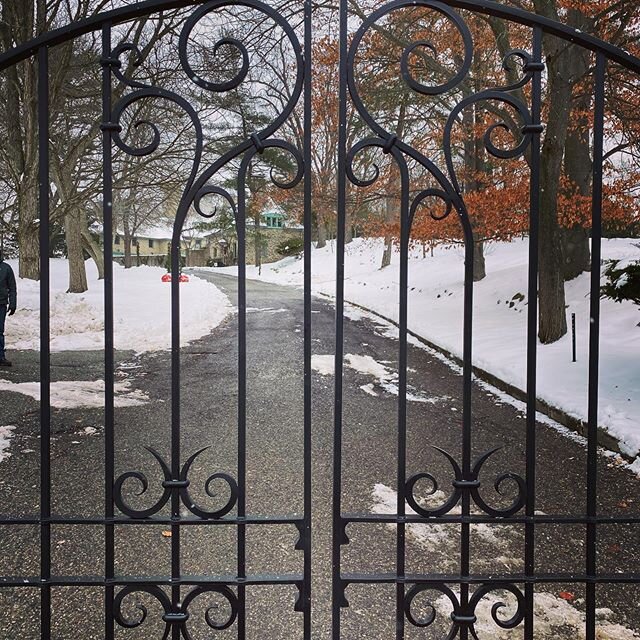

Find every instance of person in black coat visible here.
[0,249,17,366]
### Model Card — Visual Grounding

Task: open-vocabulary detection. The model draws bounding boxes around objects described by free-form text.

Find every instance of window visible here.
[149,239,154,248]
[114,235,120,245]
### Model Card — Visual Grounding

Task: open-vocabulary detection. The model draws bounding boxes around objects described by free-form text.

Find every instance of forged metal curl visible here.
[114,585,238,638]
[114,447,238,519]
[110,43,152,90]
[114,585,172,636]
[404,582,525,639]
[405,446,526,518]
[497,48,541,92]
[346,0,542,244]
[348,0,474,138]
[180,447,239,519]
[194,186,237,219]
[110,0,304,246]
[113,447,172,519]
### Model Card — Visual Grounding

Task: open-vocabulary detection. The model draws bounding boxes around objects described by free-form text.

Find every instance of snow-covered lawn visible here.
[5,259,232,353]
[214,237,640,459]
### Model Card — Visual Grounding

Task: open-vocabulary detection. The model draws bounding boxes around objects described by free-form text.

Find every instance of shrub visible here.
[601,259,640,324]
[276,236,304,257]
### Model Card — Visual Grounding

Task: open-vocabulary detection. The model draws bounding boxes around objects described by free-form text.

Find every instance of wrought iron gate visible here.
[0,0,639,638]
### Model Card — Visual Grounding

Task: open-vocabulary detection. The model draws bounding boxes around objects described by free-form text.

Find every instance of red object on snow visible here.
[161,274,190,283]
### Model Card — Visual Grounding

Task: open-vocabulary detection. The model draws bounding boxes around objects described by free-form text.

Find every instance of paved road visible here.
[0,271,638,639]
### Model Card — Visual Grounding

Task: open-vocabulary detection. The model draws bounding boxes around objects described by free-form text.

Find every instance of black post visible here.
[572,312,577,362]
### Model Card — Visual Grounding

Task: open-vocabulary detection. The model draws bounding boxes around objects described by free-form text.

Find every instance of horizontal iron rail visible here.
[0,515,304,526]
[3,573,639,587]
[1,0,640,74]
[1,514,638,526]
[341,514,640,525]
[0,574,303,587]
[341,573,640,585]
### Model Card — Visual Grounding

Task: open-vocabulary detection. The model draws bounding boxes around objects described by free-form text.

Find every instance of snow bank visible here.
[214,237,640,458]
[5,259,232,353]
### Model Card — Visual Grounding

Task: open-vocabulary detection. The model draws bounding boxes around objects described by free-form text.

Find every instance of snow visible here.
[5,259,232,353]
[312,352,450,404]
[0,379,149,408]
[372,483,640,638]
[0,425,16,462]
[213,237,640,459]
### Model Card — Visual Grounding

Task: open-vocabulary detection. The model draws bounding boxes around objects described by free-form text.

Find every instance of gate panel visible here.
[333,1,640,639]
[0,1,312,638]
[0,0,639,638]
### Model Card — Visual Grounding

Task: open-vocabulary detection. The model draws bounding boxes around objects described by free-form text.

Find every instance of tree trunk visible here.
[345,203,353,244]
[560,225,590,280]
[472,234,486,282]
[316,218,327,249]
[17,180,41,280]
[561,11,592,281]
[65,206,88,293]
[81,227,104,280]
[381,236,393,269]
[537,31,576,344]
[123,228,132,269]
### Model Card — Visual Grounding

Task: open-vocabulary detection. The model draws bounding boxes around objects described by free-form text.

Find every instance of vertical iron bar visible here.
[333,0,348,634]
[303,0,313,636]
[170,192,181,639]
[572,313,577,363]
[524,26,543,640]
[237,156,248,640]
[101,24,115,639]
[396,156,410,640]
[37,44,51,640]
[586,52,606,640]
[459,217,475,640]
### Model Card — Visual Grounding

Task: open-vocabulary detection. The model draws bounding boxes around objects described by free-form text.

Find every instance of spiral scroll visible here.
[114,585,238,638]
[405,446,526,518]
[404,582,525,639]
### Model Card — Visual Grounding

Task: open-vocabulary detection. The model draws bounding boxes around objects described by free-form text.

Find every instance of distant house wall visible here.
[111,225,303,268]
[257,227,304,264]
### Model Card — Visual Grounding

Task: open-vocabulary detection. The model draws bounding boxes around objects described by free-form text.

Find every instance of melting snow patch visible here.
[311,355,335,376]
[0,426,16,462]
[373,484,640,637]
[246,307,287,314]
[372,483,505,554]
[360,383,379,397]
[313,353,450,404]
[0,379,149,409]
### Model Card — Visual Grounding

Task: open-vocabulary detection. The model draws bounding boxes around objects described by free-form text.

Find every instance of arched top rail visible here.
[0,0,639,74]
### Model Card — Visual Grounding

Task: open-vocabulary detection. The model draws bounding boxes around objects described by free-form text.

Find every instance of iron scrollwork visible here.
[346,0,541,526]
[107,0,304,528]
[405,446,526,518]
[404,582,525,639]
[114,584,238,639]
[114,446,238,519]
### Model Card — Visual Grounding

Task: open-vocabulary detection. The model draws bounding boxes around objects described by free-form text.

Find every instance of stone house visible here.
[204,209,304,266]
[112,209,303,268]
